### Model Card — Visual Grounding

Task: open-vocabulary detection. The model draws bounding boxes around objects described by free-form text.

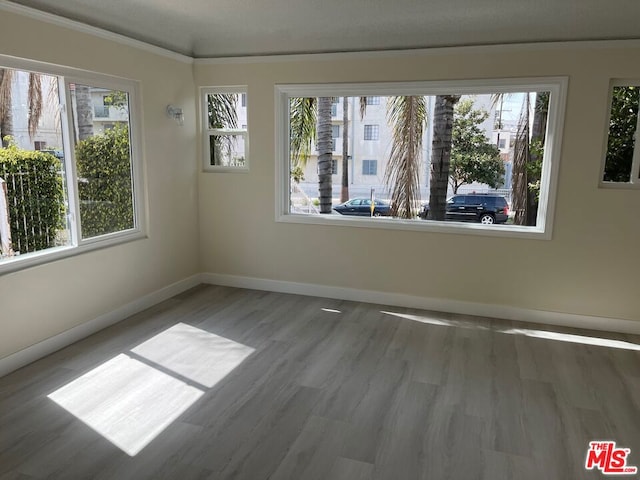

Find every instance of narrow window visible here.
[202,87,249,171]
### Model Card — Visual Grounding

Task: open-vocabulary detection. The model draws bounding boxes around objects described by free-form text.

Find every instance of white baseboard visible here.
[0,274,203,378]
[202,272,640,335]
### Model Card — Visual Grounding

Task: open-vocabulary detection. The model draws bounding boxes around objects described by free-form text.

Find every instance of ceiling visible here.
[8,0,640,58]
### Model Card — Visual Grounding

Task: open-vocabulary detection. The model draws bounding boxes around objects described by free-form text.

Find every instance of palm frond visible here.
[359,96,368,120]
[28,73,43,138]
[384,96,426,218]
[289,97,316,168]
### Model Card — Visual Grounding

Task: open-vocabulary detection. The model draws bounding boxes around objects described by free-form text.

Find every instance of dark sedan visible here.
[333,198,391,216]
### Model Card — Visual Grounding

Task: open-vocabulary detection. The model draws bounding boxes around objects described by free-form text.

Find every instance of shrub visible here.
[75,125,134,238]
[0,140,65,254]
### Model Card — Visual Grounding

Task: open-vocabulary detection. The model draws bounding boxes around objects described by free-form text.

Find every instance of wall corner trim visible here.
[0,274,203,378]
[201,272,640,335]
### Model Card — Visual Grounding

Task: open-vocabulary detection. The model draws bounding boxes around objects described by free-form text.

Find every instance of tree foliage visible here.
[449,99,503,193]
[604,86,639,182]
[0,139,64,253]
[75,124,134,238]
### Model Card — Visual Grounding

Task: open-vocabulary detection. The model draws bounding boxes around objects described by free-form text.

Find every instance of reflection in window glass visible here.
[209,134,246,167]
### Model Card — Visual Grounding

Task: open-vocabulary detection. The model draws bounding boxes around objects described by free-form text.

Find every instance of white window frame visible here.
[201,86,249,173]
[275,77,568,240]
[0,54,146,275]
[364,124,379,141]
[599,79,640,189]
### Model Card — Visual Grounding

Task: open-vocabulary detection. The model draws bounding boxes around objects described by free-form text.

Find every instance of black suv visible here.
[418,194,509,224]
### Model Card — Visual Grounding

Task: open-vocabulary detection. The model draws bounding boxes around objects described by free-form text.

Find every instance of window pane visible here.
[0,67,69,260]
[209,134,246,167]
[287,88,556,229]
[603,85,640,183]
[207,93,239,129]
[71,84,135,239]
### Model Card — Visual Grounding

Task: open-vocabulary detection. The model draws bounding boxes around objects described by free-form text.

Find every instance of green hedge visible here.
[75,125,134,238]
[0,142,65,254]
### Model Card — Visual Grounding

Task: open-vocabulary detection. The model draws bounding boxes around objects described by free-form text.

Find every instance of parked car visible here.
[333,198,391,216]
[418,194,509,224]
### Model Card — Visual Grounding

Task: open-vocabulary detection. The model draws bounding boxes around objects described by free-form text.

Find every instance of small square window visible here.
[362,159,377,175]
[366,96,380,105]
[364,125,379,141]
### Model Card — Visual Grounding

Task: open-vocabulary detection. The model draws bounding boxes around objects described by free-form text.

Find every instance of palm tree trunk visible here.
[512,95,530,225]
[526,92,549,226]
[74,85,94,141]
[341,97,349,203]
[0,68,14,147]
[317,97,333,213]
[428,95,460,220]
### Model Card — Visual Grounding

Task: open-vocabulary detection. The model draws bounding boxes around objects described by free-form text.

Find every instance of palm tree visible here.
[384,96,427,218]
[1,69,45,148]
[341,96,349,203]
[289,96,334,213]
[427,95,461,220]
[73,85,94,141]
[316,97,333,213]
[0,69,14,147]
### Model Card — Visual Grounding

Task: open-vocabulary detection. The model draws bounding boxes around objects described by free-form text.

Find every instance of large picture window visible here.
[276,78,567,238]
[0,56,144,273]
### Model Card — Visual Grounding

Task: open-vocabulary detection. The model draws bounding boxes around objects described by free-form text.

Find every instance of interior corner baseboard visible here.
[201,272,640,335]
[0,274,203,378]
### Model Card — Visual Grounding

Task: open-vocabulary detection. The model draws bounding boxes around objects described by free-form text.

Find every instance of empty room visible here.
[0,0,639,478]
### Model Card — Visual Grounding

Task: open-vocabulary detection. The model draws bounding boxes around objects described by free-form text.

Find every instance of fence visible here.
[0,158,65,257]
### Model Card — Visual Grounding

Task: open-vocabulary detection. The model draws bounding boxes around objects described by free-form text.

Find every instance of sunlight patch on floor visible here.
[132,323,255,388]
[48,323,255,456]
[381,310,640,351]
[48,354,204,456]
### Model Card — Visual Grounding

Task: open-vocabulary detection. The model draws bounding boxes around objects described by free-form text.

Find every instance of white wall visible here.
[195,44,640,324]
[0,11,200,361]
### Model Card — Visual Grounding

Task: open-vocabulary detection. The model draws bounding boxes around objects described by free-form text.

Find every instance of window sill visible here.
[598,181,640,190]
[0,230,147,276]
[277,212,551,240]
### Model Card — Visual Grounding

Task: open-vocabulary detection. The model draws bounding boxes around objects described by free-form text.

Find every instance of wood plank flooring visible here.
[0,285,638,479]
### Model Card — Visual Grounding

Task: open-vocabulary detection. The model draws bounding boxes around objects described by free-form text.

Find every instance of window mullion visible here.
[60,77,82,246]
[631,107,640,184]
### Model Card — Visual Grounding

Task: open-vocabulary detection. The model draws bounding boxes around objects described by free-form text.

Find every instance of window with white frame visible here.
[0,56,144,272]
[332,125,340,138]
[201,87,248,171]
[366,96,381,105]
[601,81,640,187]
[364,124,379,140]
[277,78,567,238]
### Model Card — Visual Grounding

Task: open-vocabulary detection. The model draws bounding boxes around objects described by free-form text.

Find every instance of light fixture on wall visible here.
[166,105,184,126]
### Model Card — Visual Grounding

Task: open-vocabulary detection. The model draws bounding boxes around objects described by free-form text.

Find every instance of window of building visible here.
[601,81,640,188]
[0,56,145,273]
[331,159,338,175]
[331,104,337,117]
[366,96,381,105]
[276,78,567,238]
[364,125,379,141]
[241,93,247,107]
[362,159,377,175]
[332,125,340,138]
[201,87,249,171]
[498,138,506,149]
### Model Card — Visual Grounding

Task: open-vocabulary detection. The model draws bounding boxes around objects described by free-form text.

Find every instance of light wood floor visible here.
[1,285,638,479]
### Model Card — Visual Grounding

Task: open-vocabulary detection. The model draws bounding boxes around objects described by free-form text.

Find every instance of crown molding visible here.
[0,0,193,64]
[193,39,640,65]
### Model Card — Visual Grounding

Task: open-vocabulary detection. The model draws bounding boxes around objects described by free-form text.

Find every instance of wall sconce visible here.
[166,105,184,126]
